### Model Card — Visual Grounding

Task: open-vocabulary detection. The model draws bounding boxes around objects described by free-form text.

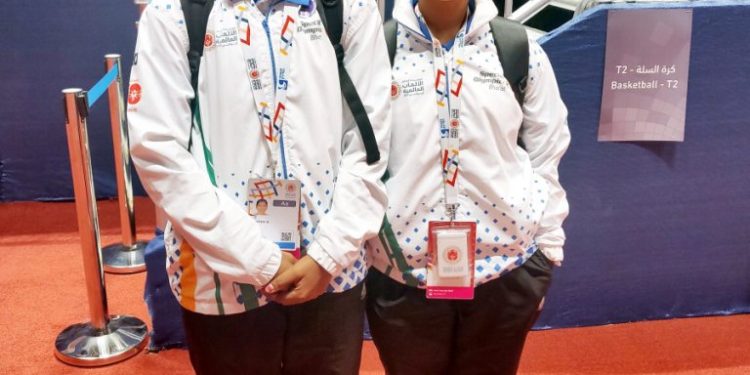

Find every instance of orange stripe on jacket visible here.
[178,242,198,311]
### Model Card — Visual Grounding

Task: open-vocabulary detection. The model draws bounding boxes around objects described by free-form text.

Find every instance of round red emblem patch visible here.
[204,33,214,48]
[127,83,142,105]
[391,82,400,98]
[445,247,461,264]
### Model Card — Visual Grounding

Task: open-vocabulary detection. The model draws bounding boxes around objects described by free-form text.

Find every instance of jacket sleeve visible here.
[519,40,571,264]
[305,0,391,275]
[127,4,281,285]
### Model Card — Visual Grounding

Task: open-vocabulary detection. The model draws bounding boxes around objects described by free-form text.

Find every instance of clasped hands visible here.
[263,251,332,305]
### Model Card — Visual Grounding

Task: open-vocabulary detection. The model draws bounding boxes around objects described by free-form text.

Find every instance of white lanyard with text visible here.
[417,7,470,221]
[235,1,301,179]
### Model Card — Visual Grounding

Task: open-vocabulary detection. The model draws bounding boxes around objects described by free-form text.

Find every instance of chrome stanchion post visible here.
[54,89,147,367]
[504,0,514,18]
[135,0,147,14]
[63,90,109,329]
[101,54,147,274]
[135,0,148,28]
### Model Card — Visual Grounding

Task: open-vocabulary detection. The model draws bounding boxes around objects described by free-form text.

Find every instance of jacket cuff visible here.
[253,242,283,286]
[306,242,343,276]
[539,246,564,267]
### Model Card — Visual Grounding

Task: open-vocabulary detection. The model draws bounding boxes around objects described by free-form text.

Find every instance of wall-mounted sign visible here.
[599,9,693,142]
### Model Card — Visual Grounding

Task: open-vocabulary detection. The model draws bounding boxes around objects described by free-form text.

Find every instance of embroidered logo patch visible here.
[396,78,425,97]
[127,83,142,105]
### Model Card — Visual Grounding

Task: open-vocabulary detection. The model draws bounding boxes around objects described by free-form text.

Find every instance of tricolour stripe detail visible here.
[213,272,225,315]
[178,242,198,311]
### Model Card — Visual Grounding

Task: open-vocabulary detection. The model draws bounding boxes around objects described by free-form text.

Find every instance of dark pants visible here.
[181,282,365,375]
[366,250,553,375]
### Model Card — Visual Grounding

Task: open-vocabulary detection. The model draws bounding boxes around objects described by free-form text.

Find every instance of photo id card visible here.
[247,178,301,258]
[426,221,476,300]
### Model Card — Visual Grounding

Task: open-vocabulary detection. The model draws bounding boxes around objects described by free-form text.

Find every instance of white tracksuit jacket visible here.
[367,0,570,287]
[127,0,390,315]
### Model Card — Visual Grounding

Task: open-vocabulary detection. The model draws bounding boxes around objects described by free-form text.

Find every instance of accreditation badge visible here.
[426,221,476,300]
[247,178,301,258]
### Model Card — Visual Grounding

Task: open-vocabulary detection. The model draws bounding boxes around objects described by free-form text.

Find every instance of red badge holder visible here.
[426,221,476,300]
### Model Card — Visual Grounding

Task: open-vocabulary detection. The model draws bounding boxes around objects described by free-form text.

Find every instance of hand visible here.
[276,251,297,276]
[266,251,297,287]
[264,255,332,306]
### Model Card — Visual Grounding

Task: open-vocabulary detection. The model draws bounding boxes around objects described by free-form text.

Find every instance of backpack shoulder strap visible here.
[181,0,215,96]
[316,0,343,44]
[384,19,398,66]
[489,17,529,109]
[180,0,214,152]
[316,0,381,165]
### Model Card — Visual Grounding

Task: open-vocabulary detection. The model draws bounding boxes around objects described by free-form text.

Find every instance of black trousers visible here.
[366,250,553,375]
[181,282,364,375]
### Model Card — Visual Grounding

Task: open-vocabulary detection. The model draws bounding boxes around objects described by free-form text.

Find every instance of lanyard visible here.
[235,1,301,179]
[416,6,470,221]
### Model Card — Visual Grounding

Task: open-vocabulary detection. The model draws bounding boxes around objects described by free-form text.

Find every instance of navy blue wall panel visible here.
[534,1,750,328]
[0,0,144,201]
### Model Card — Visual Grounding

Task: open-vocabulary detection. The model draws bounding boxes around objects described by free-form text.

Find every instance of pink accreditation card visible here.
[426,221,476,300]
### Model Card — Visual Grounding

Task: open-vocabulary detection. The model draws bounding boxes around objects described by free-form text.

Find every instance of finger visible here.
[281,252,297,264]
[265,268,300,295]
[272,289,311,306]
[267,290,294,304]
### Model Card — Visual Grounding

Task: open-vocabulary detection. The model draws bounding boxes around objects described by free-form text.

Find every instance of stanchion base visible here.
[102,241,148,274]
[54,315,148,367]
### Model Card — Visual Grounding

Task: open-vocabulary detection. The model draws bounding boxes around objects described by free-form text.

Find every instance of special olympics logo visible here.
[443,247,461,264]
[204,33,214,48]
[127,83,142,105]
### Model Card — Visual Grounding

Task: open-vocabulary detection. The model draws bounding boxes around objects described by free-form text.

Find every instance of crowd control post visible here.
[101,54,147,274]
[54,88,147,367]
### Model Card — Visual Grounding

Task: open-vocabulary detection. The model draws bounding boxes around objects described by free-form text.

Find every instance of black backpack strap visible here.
[181,0,214,97]
[489,17,529,109]
[384,19,398,66]
[181,0,214,150]
[316,0,381,165]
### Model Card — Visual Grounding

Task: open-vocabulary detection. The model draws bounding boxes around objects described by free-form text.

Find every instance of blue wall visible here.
[0,1,143,201]
[0,1,748,328]
[535,1,750,328]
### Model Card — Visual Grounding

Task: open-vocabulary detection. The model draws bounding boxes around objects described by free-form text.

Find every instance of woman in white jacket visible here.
[366,0,570,373]
[127,0,390,373]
